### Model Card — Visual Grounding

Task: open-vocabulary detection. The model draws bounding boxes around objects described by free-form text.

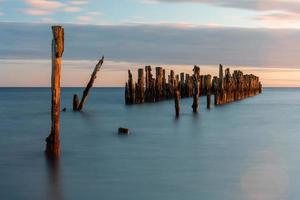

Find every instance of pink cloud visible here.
[24,0,64,10]
[24,9,52,16]
[77,15,92,23]
[64,6,81,12]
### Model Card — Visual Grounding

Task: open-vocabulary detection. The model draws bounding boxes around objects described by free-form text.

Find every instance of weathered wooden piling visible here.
[45,26,64,159]
[137,68,145,103]
[192,66,200,113]
[155,67,163,101]
[206,75,211,109]
[174,90,180,117]
[145,66,155,102]
[127,70,136,104]
[74,57,104,111]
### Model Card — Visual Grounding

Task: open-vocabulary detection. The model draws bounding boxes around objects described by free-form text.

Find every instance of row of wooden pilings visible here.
[125,65,212,104]
[125,64,262,116]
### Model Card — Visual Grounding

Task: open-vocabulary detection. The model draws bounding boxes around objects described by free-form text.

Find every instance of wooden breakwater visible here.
[214,64,262,105]
[125,64,262,106]
[125,65,212,104]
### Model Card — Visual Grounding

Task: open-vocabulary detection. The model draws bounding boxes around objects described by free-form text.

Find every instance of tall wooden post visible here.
[45,26,64,158]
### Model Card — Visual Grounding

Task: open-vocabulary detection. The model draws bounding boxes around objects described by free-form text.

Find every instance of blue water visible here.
[1,88,300,200]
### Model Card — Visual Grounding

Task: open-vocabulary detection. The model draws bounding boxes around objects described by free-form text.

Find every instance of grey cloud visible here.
[1,22,300,67]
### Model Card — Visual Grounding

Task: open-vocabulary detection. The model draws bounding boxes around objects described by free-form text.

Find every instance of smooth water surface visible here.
[0,88,300,200]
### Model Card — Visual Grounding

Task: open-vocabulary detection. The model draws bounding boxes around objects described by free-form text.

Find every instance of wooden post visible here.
[127,70,136,104]
[76,57,104,111]
[174,90,180,117]
[155,67,163,101]
[45,26,64,158]
[137,68,145,103]
[125,83,129,104]
[73,94,79,111]
[192,65,200,113]
[207,75,211,109]
[162,69,167,99]
[145,66,155,102]
[180,73,185,97]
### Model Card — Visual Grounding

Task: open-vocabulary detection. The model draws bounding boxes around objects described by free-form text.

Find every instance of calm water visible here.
[1,88,300,200]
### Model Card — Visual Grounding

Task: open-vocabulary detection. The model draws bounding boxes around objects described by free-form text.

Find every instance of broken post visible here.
[174,90,180,117]
[75,56,104,111]
[45,26,64,159]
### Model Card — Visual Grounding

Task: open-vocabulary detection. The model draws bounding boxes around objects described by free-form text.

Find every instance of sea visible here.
[0,87,300,200]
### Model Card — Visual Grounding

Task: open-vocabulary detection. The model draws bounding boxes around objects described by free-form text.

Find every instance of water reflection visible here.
[46,158,63,200]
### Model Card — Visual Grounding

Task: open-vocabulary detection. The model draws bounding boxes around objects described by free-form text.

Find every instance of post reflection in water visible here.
[46,158,63,200]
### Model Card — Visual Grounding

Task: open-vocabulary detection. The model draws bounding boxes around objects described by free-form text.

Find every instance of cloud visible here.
[146,0,300,14]
[77,15,92,23]
[76,11,103,24]
[69,0,89,5]
[254,11,300,27]
[23,9,52,16]
[2,22,300,68]
[64,6,81,12]
[0,12,4,16]
[24,0,64,10]
[22,0,87,16]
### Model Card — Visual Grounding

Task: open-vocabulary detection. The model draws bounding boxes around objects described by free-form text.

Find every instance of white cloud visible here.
[0,12,4,16]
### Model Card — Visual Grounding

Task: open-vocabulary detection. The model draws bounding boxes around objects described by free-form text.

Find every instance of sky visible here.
[1,0,300,86]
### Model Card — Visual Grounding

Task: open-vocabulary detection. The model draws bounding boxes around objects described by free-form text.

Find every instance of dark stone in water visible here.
[118,127,130,135]
[62,108,66,112]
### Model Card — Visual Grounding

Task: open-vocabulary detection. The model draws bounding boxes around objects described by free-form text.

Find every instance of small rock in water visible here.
[118,127,130,135]
[62,108,67,112]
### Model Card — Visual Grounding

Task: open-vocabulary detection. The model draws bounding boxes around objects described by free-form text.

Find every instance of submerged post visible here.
[45,26,64,158]
[73,94,79,111]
